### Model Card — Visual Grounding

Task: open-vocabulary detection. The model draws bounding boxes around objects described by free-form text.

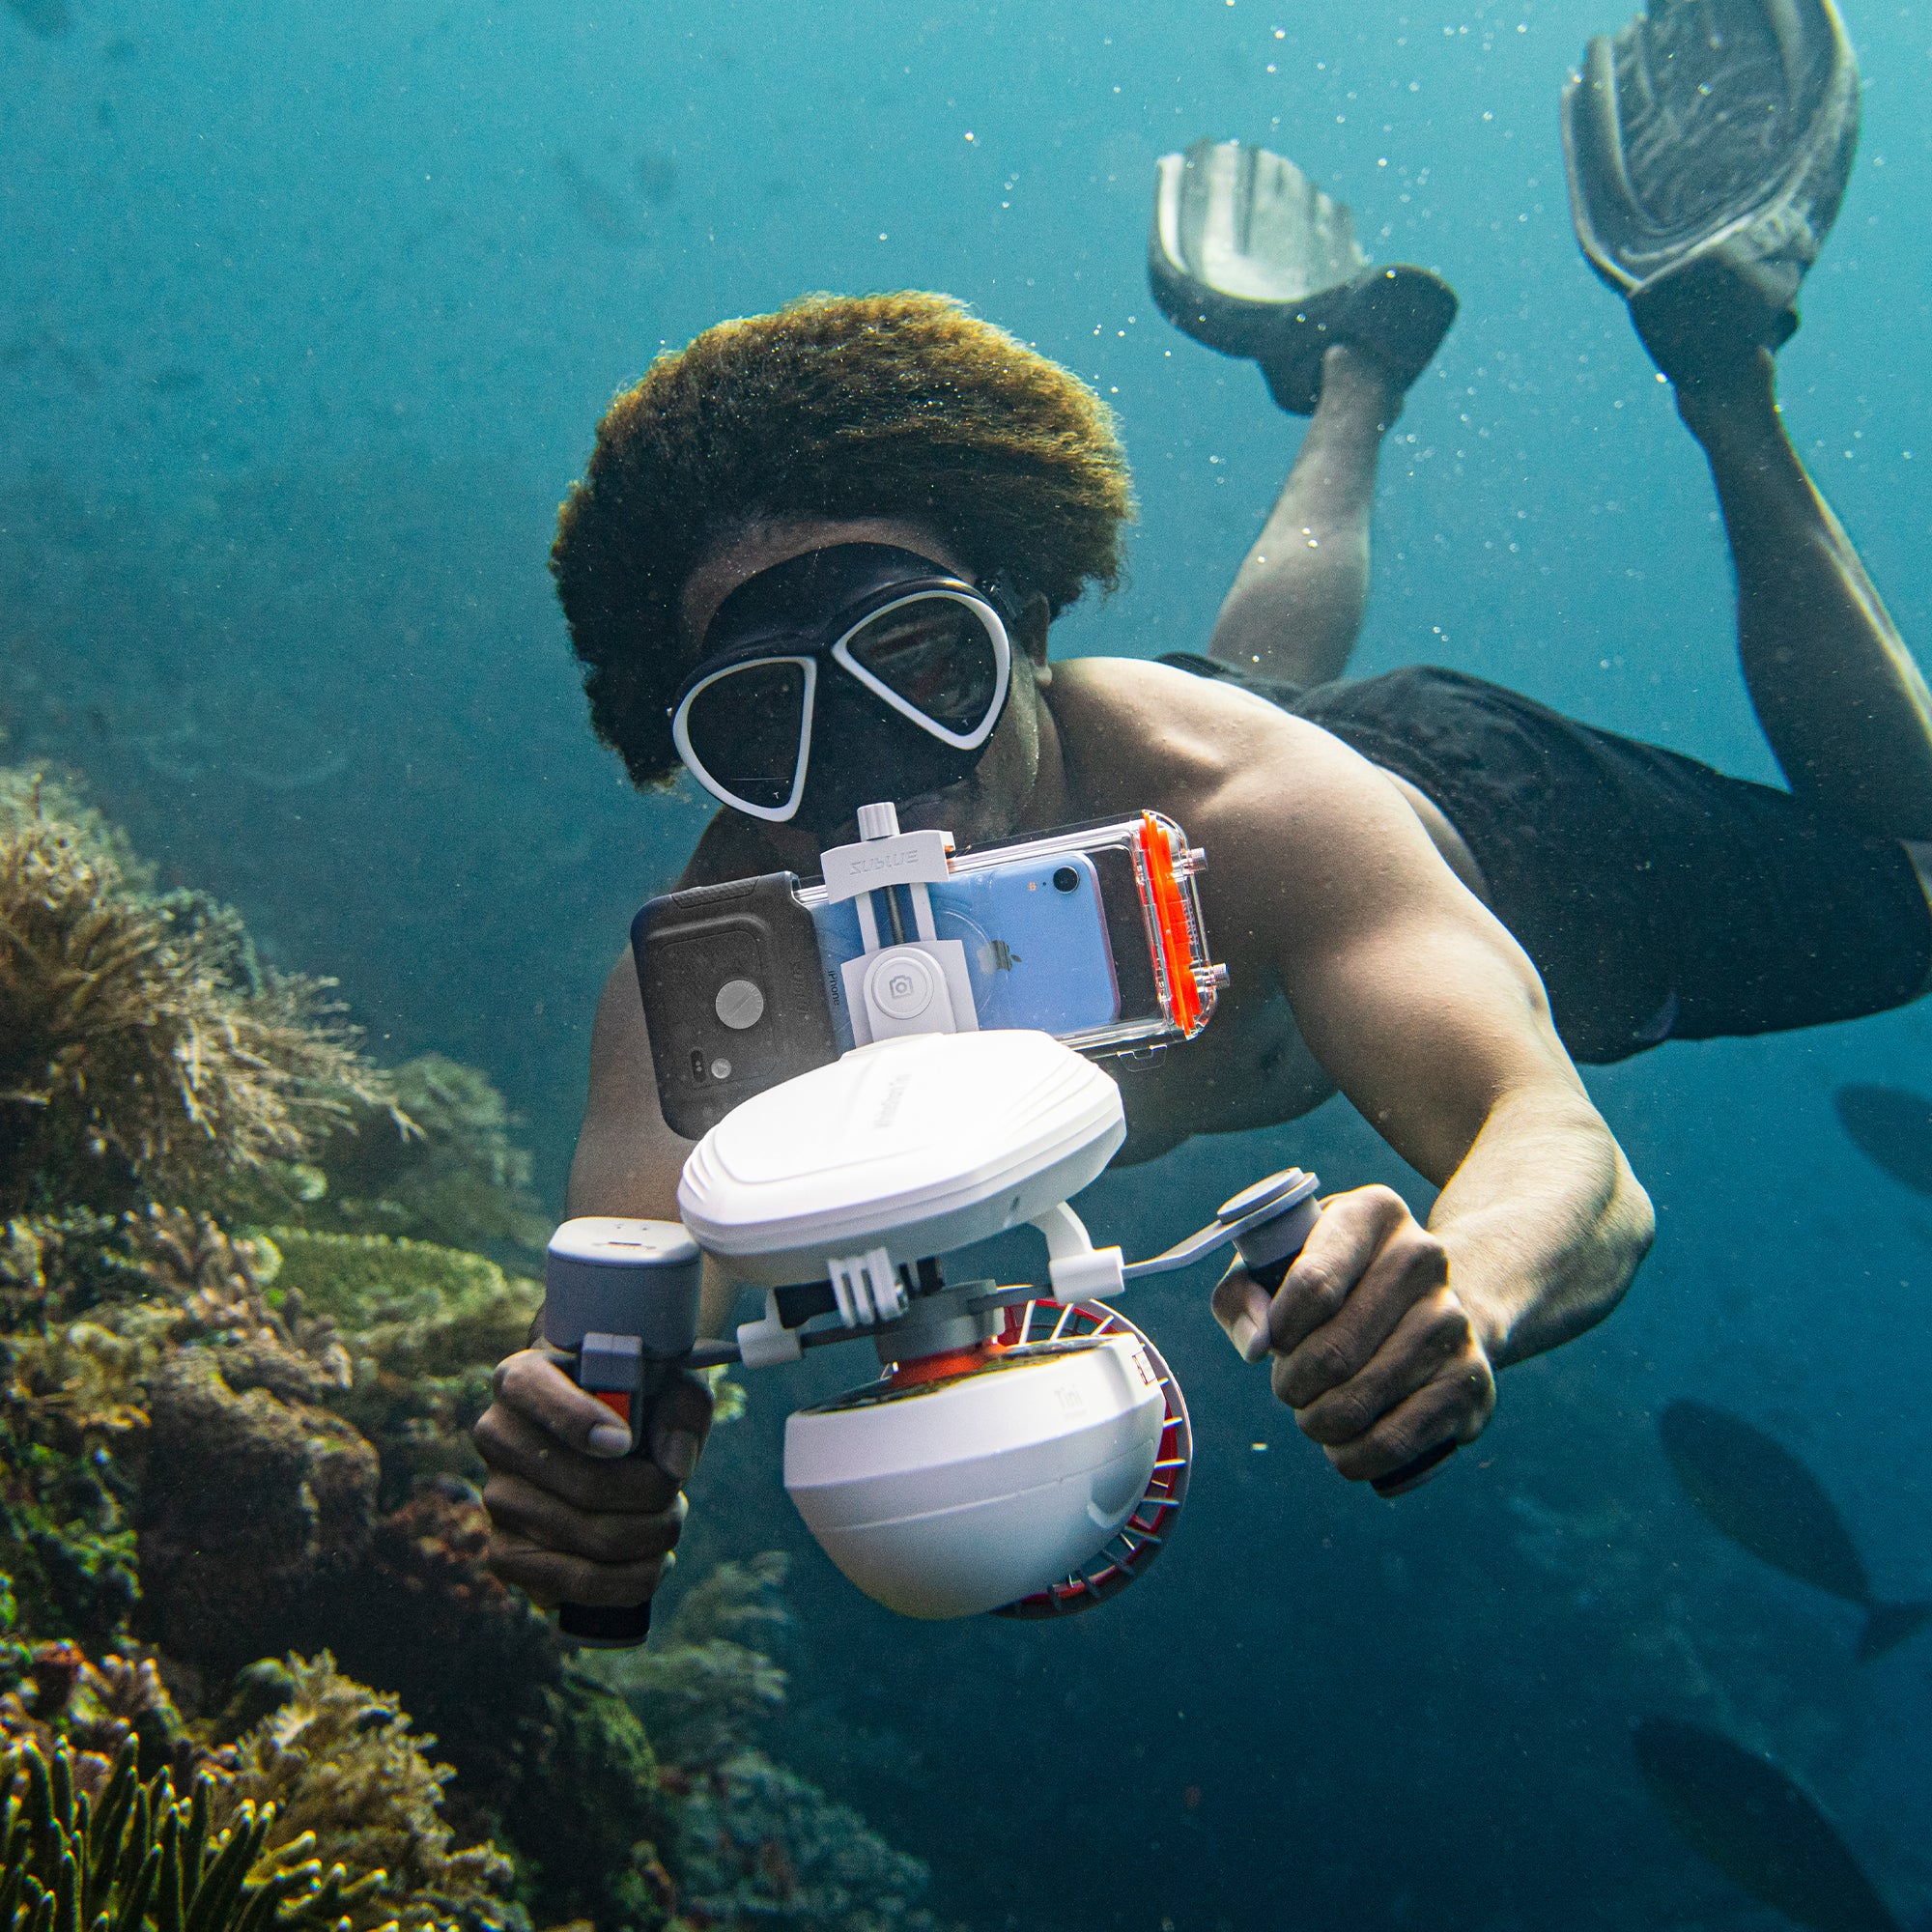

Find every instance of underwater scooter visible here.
[541,803,1329,1646]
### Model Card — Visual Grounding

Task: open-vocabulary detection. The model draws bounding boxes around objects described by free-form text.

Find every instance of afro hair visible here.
[551,291,1136,789]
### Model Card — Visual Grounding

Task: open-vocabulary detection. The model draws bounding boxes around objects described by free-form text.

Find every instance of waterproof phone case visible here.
[635,811,1220,1139]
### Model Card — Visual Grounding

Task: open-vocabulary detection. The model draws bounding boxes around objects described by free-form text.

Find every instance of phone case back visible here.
[633,873,838,1139]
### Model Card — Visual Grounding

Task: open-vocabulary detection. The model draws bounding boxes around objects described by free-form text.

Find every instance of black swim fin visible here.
[1562,0,1861,356]
[1857,1598,1932,1663]
[1149,139,1457,415]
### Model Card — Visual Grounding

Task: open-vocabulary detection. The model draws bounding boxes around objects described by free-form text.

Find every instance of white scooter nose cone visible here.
[678,1029,1125,1288]
[783,1334,1166,1619]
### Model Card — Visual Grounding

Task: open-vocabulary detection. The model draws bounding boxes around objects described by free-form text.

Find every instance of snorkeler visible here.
[474,0,1927,1620]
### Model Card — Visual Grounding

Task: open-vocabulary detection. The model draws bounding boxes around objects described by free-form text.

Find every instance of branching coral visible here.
[0,1643,187,1791]
[0,1732,384,1932]
[670,1751,944,1932]
[124,1210,352,1406]
[0,772,392,1215]
[587,1559,952,1932]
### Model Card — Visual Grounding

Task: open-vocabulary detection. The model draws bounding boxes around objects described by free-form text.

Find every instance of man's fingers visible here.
[492,1350,636,1458]
[487,1530,671,1610]
[1271,1222,1450,1409]
[1285,1288,1473,1445]
[1210,1268,1274,1363]
[649,1371,717,1484]
[1264,1186,1416,1357]
[473,1400,680,1514]
[1321,1345,1496,1486]
[481,1469,688,1567]
[476,1354,718,1606]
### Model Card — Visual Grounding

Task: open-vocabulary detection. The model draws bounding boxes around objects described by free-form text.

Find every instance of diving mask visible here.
[669,544,1018,830]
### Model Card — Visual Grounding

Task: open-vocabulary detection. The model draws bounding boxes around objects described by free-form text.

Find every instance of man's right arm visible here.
[473,951,716,1613]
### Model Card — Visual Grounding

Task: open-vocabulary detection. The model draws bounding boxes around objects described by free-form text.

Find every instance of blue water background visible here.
[6,0,1932,1925]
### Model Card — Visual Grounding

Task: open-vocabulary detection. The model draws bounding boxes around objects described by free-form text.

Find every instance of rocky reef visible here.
[0,771,954,1932]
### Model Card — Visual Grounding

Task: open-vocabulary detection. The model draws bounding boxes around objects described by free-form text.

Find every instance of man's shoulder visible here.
[1049,654,1363,804]
[1048,655,1431,890]
[1052,654,1281,756]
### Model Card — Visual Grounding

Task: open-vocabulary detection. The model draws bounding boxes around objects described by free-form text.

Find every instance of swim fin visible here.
[1562,0,1861,359]
[1149,138,1458,414]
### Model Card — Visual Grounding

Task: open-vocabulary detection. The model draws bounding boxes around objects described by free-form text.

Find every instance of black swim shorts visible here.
[1160,653,1932,1064]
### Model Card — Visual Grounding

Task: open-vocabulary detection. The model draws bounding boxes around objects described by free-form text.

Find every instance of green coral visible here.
[0,771,392,1218]
[0,1733,383,1932]
[266,1233,530,1344]
[671,1752,942,1932]
[505,1679,670,1932]
[589,1558,790,1771]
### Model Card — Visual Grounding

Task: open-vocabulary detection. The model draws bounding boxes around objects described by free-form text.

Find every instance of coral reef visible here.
[0,772,389,1217]
[0,777,961,1932]
[205,1653,521,1932]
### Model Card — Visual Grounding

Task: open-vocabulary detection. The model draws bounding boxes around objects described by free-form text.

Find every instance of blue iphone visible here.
[810,852,1122,1049]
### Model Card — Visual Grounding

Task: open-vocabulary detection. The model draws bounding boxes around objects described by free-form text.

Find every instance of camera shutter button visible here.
[867,948,940,1020]
[715,979,766,1030]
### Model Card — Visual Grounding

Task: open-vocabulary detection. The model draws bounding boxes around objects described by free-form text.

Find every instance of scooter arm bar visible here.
[1122,1167,1322,1281]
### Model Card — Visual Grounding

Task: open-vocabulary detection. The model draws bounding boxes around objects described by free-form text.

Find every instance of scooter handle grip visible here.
[559,1599,652,1645]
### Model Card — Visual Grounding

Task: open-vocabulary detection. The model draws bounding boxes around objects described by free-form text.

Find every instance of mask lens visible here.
[843,598,1001,734]
[680,660,809,811]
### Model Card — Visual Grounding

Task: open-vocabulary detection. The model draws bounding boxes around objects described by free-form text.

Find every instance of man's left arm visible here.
[1209,724,1656,1488]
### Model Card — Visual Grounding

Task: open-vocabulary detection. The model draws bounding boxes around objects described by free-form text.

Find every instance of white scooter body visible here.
[679,1027,1161,1616]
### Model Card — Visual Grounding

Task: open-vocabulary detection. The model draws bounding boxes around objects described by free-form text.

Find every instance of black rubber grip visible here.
[1370,1438,1458,1498]
[558,1599,652,1646]
[1248,1251,1297,1293]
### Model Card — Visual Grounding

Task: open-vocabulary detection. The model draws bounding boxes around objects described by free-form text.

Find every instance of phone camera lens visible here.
[1052,867,1079,894]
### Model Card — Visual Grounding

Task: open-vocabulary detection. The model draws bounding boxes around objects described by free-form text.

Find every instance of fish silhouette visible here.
[1634,1719,1899,1932]
[1660,1400,1932,1662]
[1833,1083,1932,1196]
[552,153,643,246]
[4,0,71,39]
[634,148,678,204]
